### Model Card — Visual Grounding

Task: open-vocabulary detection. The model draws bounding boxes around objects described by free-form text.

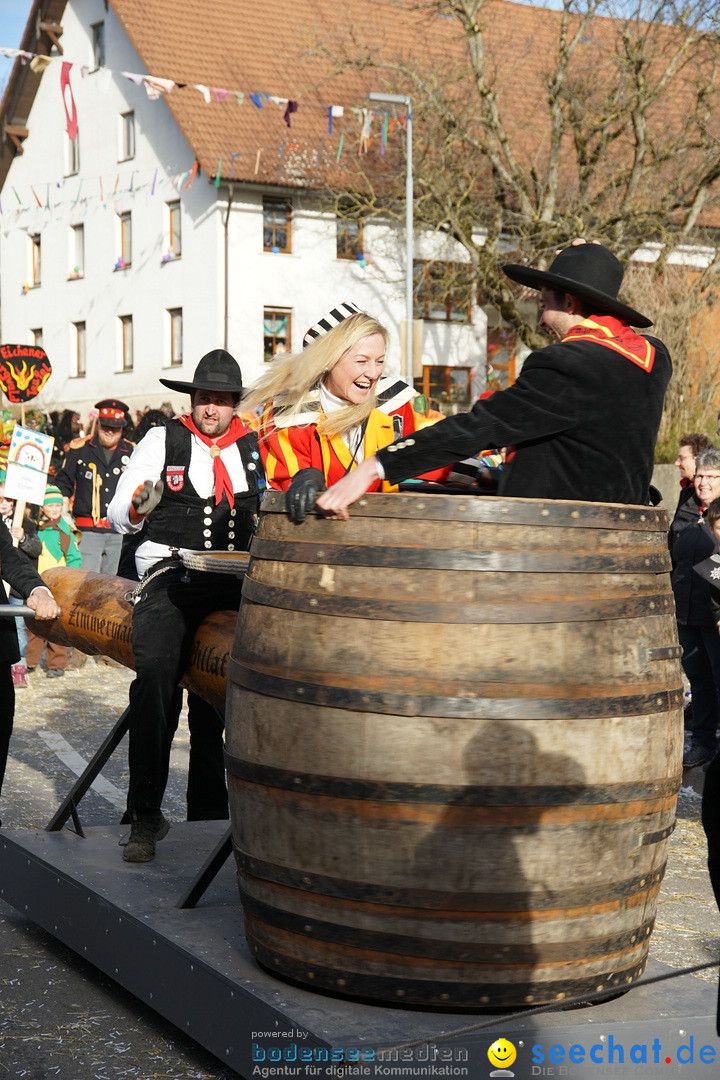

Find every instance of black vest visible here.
[145,421,263,552]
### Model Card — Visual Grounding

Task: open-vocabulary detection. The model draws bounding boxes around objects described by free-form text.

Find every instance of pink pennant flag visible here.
[61,61,78,141]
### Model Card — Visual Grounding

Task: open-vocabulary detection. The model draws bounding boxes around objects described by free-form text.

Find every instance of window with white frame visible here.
[119,315,133,372]
[73,321,86,377]
[263,199,291,253]
[65,132,80,176]
[263,308,292,361]
[30,233,41,286]
[167,201,182,259]
[91,22,105,68]
[119,111,135,161]
[168,308,183,366]
[413,260,473,323]
[336,200,364,260]
[69,224,84,279]
[117,212,132,268]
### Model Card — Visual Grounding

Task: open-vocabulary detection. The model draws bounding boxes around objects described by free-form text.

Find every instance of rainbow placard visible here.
[5,424,55,504]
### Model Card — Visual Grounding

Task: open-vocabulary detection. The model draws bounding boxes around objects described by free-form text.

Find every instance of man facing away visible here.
[108,350,264,862]
[315,242,672,516]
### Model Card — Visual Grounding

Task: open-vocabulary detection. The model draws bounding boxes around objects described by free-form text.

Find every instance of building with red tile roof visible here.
[0,0,717,421]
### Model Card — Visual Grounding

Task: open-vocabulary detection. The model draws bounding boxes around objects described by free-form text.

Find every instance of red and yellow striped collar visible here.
[563,315,655,372]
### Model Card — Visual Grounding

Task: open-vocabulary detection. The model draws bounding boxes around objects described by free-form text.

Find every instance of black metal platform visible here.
[1,821,719,1078]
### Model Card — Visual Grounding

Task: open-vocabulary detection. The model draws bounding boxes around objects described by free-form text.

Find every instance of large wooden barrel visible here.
[225,492,683,1008]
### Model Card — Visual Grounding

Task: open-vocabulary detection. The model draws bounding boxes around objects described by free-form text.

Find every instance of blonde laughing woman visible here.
[243,302,399,523]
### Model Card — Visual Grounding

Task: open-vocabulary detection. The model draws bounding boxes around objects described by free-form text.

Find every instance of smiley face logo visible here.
[488,1038,517,1070]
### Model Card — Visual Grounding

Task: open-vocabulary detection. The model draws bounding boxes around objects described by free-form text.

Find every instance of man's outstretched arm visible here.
[315,458,382,520]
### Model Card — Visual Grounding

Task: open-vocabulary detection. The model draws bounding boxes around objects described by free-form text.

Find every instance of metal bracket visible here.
[637,641,683,674]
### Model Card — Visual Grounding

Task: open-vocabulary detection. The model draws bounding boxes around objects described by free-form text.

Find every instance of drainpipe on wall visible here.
[223,183,235,350]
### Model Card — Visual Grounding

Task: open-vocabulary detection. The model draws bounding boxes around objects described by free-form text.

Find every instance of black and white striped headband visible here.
[302,300,362,348]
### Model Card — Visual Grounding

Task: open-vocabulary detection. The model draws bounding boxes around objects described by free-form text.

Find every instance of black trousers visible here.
[127,563,243,821]
[0,662,15,803]
[703,750,720,912]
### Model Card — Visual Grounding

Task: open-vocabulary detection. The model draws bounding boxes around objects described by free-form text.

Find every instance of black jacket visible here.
[55,433,134,528]
[377,328,671,505]
[1,514,41,600]
[669,493,717,626]
[0,523,51,663]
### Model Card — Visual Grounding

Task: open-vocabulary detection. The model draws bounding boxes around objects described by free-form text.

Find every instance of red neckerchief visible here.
[178,414,248,506]
[562,314,656,372]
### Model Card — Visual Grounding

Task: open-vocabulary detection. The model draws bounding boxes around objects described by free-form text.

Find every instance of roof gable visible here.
[2,0,719,225]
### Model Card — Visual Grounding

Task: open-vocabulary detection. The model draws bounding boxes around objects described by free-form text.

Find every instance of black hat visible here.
[159,349,243,395]
[502,244,652,328]
[95,398,129,428]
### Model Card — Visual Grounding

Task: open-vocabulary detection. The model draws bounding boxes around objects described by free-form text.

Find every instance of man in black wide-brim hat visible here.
[314,241,672,515]
[107,350,264,863]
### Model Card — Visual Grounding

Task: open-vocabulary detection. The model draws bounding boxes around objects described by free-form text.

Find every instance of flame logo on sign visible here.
[0,358,52,402]
[5,361,38,391]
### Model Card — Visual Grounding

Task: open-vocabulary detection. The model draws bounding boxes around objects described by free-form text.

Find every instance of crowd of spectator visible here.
[670,422,720,769]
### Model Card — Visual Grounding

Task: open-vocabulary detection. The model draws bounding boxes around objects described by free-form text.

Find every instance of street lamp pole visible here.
[368,92,413,388]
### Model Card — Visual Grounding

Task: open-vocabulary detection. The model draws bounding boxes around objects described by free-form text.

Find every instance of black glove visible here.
[286,468,326,524]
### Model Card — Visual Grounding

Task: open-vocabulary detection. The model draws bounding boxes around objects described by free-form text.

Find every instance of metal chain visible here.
[123,559,182,605]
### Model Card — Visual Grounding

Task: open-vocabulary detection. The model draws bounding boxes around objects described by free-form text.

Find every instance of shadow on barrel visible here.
[411,719,592,1010]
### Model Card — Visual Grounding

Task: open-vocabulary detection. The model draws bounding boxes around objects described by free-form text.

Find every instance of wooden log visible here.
[27,567,236,709]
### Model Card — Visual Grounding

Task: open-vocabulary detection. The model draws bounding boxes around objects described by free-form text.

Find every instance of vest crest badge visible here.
[165,465,185,492]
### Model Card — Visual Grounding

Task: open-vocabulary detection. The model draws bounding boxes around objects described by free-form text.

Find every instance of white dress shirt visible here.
[107,424,249,576]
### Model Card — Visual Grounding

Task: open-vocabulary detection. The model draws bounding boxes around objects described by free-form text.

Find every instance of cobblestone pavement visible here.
[0,658,240,1080]
[0,658,719,1078]
[652,781,720,985]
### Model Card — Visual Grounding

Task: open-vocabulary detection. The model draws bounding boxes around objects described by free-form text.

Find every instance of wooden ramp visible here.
[0,821,718,1079]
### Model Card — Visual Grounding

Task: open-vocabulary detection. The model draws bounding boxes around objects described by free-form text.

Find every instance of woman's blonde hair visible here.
[243,312,389,438]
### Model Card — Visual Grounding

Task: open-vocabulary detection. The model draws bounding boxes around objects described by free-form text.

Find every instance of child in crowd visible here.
[0,473,42,688]
[25,485,82,678]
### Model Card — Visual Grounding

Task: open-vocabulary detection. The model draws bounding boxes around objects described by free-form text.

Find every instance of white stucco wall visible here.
[225,194,487,395]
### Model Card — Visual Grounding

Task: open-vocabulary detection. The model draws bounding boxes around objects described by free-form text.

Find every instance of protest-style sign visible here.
[4,424,55,506]
[0,344,52,405]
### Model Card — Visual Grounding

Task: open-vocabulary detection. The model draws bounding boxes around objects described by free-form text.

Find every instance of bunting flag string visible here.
[0,41,410,151]
[0,127,402,231]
